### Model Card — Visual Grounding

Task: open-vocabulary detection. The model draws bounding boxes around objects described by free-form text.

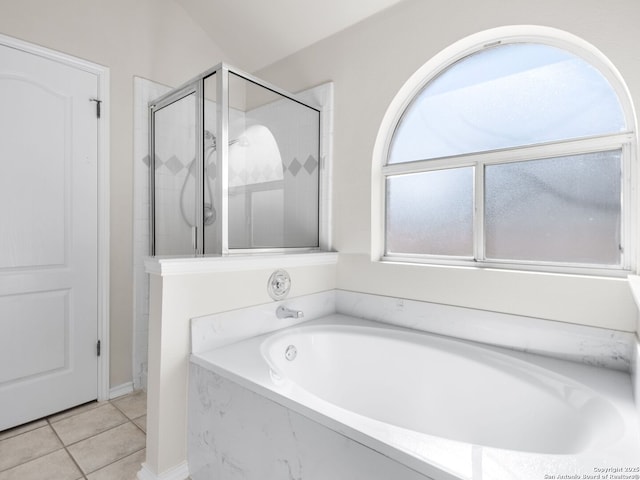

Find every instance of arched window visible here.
[379,28,636,275]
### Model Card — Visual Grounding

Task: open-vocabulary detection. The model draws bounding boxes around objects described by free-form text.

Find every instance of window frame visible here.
[376,29,638,277]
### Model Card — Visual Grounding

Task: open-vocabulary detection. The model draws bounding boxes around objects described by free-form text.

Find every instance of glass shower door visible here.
[152,92,198,256]
[149,63,323,257]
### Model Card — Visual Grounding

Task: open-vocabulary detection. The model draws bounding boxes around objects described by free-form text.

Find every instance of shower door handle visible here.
[192,226,198,253]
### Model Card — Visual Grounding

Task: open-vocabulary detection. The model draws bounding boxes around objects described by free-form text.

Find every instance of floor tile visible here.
[112,391,146,420]
[86,448,145,480]
[67,422,146,474]
[0,448,82,480]
[51,403,128,446]
[132,415,146,433]
[0,425,62,471]
[0,420,47,442]
[48,401,103,423]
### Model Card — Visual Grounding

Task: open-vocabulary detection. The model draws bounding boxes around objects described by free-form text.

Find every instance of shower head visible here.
[204,130,248,152]
[204,130,217,151]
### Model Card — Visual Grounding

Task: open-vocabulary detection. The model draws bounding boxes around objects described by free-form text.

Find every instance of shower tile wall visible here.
[291,82,333,250]
[133,77,170,390]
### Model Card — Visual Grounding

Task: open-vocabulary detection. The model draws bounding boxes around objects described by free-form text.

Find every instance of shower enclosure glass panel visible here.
[150,64,321,256]
[152,92,197,256]
[226,73,320,249]
[203,73,219,255]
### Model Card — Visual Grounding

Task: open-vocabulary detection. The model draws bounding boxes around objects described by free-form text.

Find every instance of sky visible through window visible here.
[388,43,625,163]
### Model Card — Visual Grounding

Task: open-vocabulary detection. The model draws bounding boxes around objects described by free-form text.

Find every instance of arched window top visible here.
[388,42,628,164]
[375,27,637,274]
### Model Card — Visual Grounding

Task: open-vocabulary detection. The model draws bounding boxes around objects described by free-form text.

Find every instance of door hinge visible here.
[90,98,102,119]
[97,340,101,357]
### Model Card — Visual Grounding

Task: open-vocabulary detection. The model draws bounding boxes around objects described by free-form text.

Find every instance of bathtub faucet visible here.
[276,305,304,319]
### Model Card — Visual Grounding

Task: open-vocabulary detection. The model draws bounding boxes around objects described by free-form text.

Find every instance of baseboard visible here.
[109,381,134,399]
[137,462,190,480]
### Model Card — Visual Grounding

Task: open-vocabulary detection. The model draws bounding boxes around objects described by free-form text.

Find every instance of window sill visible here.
[380,255,632,279]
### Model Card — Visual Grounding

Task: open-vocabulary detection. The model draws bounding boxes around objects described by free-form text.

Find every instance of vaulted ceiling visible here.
[174,0,407,72]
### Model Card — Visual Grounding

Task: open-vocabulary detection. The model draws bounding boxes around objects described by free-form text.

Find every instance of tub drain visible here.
[284,345,297,361]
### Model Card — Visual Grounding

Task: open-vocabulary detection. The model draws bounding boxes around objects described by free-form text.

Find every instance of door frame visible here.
[0,33,110,401]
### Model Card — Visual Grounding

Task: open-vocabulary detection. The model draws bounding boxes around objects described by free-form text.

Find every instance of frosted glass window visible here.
[485,151,622,265]
[386,168,473,256]
[383,38,633,273]
[389,43,626,164]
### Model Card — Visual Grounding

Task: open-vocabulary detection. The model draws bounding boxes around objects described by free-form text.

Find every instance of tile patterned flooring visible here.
[0,391,147,480]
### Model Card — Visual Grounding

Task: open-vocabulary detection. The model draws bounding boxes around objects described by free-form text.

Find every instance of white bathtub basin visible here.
[261,324,624,455]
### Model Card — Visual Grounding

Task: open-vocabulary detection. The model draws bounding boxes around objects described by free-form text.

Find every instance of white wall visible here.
[258,0,640,333]
[0,0,230,388]
[144,256,337,476]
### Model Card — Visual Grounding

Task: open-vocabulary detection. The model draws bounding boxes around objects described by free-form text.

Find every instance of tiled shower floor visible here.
[0,391,147,480]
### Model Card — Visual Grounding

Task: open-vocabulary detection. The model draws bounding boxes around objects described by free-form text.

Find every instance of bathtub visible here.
[189,315,640,480]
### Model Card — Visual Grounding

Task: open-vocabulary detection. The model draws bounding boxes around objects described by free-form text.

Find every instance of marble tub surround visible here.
[189,364,433,480]
[191,290,335,354]
[187,288,638,479]
[336,290,635,371]
[189,316,640,480]
[625,275,640,427]
[191,289,635,373]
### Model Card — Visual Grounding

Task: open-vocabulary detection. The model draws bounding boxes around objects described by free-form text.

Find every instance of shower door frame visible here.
[149,63,326,257]
[148,83,203,256]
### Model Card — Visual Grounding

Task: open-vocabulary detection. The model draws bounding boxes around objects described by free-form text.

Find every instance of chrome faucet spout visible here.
[276,305,304,319]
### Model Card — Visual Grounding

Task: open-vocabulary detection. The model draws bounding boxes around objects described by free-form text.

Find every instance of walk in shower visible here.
[150,64,322,256]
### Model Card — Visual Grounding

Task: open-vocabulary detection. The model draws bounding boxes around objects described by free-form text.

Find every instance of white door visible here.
[0,42,99,430]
